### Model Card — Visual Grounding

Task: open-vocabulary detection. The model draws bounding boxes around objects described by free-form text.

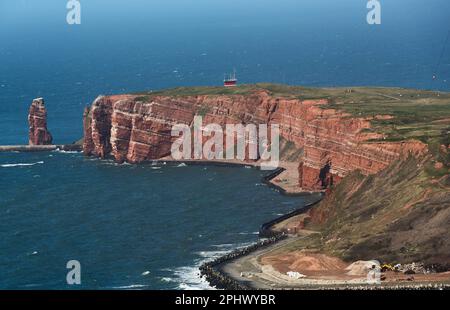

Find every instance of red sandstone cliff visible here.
[28,98,53,145]
[83,90,427,190]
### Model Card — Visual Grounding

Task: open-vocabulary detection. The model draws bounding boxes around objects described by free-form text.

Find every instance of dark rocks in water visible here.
[199,234,287,290]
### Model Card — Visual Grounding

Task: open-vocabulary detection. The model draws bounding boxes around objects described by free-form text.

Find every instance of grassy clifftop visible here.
[135,83,450,171]
[135,83,450,145]
[136,83,449,100]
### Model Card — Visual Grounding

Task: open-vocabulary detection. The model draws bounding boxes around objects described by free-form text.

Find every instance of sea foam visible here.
[1,161,44,168]
[168,241,256,290]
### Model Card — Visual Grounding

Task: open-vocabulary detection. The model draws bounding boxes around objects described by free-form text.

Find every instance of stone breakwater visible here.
[199,235,288,290]
[83,90,427,191]
[198,165,311,290]
[0,145,82,153]
[259,198,323,238]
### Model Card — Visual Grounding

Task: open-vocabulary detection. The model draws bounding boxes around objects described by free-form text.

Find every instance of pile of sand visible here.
[345,260,380,276]
[261,251,348,273]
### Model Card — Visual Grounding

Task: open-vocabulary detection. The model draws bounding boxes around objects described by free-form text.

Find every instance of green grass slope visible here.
[300,154,450,266]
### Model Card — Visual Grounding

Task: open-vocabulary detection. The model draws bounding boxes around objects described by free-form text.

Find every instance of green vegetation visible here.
[134,82,450,155]
[127,83,450,265]
[196,105,212,117]
[133,85,257,98]
[262,84,450,147]
[278,155,450,265]
[134,95,152,102]
[279,137,304,161]
[331,90,447,149]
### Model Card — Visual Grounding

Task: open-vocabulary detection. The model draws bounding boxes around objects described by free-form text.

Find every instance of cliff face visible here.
[28,98,53,145]
[83,90,427,190]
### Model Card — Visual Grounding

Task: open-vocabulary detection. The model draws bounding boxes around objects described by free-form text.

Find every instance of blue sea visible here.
[0,152,319,289]
[0,0,449,289]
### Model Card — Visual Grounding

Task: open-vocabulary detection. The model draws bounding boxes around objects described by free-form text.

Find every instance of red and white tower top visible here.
[224,69,237,87]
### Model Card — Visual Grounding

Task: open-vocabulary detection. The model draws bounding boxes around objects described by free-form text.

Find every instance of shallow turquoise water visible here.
[0,152,318,289]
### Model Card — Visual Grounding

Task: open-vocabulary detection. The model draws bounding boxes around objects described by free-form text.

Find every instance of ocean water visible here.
[0,0,449,289]
[0,0,449,144]
[0,151,319,289]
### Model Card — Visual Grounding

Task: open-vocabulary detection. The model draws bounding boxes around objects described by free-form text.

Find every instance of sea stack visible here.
[28,98,53,145]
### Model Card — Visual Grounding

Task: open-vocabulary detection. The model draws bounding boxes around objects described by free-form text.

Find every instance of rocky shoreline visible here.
[199,238,450,290]
[199,235,288,290]
[197,167,449,291]
[198,167,323,290]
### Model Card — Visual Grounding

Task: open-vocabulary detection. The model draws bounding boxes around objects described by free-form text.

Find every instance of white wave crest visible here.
[238,232,259,235]
[1,161,44,168]
[53,150,81,154]
[167,241,257,290]
[170,265,214,290]
[109,284,148,289]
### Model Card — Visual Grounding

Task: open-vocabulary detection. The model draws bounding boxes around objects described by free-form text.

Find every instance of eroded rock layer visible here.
[28,98,53,145]
[83,90,427,190]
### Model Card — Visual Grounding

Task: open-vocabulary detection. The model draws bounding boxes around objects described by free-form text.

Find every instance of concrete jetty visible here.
[0,144,82,153]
